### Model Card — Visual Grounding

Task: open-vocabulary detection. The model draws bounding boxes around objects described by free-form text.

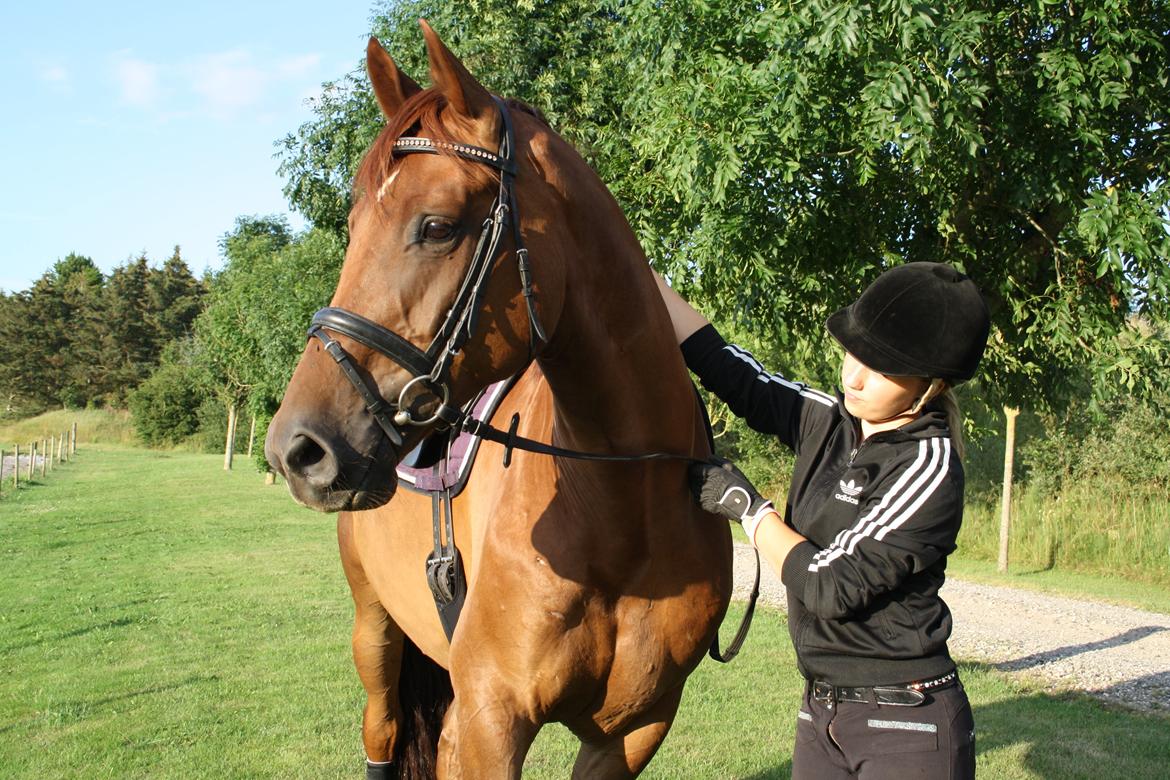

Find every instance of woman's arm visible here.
[654,270,710,344]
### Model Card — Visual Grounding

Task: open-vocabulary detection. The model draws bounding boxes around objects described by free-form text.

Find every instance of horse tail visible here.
[392,636,454,779]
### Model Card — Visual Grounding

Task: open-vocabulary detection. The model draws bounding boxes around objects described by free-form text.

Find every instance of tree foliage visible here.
[0,251,205,415]
[277,0,631,236]
[190,217,344,467]
[127,338,207,447]
[614,0,1170,408]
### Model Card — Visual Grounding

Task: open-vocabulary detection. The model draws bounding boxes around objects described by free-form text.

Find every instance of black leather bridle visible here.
[307,96,546,450]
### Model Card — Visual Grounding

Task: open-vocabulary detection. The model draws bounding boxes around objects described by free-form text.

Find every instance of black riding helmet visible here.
[826,262,990,383]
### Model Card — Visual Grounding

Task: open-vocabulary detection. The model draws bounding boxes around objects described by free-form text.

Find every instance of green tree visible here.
[615,0,1170,408]
[192,219,344,468]
[147,246,206,345]
[0,254,107,413]
[276,0,631,236]
[95,254,158,406]
[128,337,208,446]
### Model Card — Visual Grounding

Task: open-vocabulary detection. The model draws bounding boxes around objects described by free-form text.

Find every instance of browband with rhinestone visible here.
[393,137,516,174]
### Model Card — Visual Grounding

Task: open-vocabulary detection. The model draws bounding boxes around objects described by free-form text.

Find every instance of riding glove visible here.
[688,457,776,546]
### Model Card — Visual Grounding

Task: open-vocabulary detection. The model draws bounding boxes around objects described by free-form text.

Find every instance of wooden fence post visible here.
[27,442,34,481]
[12,443,18,488]
[998,406,1020,574]
[40,439,47,478]
[71,422,77,455]
[224,404,238,471]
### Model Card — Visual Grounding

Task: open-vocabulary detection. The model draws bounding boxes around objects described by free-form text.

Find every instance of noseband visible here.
[307,97,546,449]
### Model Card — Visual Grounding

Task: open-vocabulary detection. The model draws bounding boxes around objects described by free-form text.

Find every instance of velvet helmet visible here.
[826,262,991,383]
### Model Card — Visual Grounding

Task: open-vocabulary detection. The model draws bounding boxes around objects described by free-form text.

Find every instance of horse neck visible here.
[533,164,698,457]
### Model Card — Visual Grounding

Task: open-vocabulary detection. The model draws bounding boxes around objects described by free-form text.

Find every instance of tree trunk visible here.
[998,406,1020,573]
[247,415,256,458]
[224,404,238,471]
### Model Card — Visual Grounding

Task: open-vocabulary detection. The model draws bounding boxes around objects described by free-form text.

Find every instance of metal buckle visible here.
[872,686,927,707]
[394,375,451,427]
[426,554,458,604]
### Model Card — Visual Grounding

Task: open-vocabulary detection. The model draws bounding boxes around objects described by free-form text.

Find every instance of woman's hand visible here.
[688,457,775,543]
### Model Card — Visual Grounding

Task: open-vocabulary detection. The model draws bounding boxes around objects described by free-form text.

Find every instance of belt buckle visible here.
[812,681,836,707]
[873,686,927,707]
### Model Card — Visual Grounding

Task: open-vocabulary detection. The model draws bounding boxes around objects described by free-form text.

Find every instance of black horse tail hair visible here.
[392,636,454,779]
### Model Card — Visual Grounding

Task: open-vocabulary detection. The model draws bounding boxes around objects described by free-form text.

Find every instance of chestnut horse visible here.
[265,22,732,779]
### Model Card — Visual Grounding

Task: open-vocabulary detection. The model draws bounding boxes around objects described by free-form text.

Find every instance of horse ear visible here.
[366,37,421,121]
[419,19,495,124]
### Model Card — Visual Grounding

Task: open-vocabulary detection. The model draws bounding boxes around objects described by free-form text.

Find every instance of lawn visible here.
[1,446,1166,778]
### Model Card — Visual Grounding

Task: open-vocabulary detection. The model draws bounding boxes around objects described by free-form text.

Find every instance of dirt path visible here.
[731,543,1170,714]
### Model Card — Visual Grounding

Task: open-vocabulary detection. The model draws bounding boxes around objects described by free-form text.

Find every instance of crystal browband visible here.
[393,137,515,173]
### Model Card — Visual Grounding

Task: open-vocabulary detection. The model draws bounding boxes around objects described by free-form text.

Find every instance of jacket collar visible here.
[835,391,951,442]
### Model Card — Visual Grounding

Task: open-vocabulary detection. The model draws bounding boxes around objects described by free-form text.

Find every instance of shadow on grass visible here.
[0,674,218,736]
[1,610,154,653]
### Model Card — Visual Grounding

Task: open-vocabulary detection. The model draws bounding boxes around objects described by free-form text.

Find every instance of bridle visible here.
[307,96,545,450]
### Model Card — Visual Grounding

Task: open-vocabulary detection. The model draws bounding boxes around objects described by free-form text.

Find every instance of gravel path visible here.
[731,543,1170,714]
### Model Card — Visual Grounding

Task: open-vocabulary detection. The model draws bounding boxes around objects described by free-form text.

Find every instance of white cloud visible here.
[41,65,70,88]
[188,49,267,113]
[103,47,324,120]
[277,54,321,78]
[114,54,161,106]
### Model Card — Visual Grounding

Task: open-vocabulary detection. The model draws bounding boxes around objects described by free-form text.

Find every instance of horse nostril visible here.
[284,432,338,487]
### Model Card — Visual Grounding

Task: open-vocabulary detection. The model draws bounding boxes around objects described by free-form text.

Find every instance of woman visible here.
[657,262,990,779]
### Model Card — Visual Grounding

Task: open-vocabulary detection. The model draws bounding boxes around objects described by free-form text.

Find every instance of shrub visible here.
[128,359,205,447]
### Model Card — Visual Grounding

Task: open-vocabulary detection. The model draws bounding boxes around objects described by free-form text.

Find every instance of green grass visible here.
[0,408,137,448]
[1,446,1167,778]
[958,483,1170,593]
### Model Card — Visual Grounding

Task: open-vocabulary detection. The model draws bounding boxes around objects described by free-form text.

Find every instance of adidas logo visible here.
[834,479,863,505]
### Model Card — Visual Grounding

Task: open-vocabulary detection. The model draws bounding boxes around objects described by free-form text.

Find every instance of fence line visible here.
[1,422,78,498]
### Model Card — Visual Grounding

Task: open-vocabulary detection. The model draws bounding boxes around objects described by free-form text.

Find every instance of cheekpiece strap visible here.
[393,137,516,174]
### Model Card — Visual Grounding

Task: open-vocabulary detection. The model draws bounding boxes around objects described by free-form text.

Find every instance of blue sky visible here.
[0,1,383,292]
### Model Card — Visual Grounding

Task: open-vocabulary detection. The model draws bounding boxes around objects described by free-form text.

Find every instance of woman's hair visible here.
[912,380,966,460]
[936,388,965,460]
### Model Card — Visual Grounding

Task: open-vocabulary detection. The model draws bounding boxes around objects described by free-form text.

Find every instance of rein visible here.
[308,96,757,663]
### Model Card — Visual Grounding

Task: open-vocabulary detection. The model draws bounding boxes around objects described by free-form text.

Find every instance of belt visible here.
[810,670,959,708]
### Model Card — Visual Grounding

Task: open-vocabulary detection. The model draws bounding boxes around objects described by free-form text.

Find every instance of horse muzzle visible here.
[265,415,400,513]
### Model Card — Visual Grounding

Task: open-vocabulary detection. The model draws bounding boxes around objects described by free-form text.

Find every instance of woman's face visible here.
[840,352,928,426]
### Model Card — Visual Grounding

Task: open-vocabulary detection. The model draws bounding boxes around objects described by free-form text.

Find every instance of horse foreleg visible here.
[339,514,406,769]
[571,684,684,779]
[352,594,406,769]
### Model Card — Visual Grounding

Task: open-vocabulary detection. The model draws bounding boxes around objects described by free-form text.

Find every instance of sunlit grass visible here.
[1,446,1166,779]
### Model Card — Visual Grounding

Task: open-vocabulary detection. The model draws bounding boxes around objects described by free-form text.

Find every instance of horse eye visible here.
[422,219,455,242]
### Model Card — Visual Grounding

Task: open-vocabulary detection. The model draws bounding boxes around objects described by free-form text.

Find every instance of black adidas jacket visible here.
[682,325,961,686]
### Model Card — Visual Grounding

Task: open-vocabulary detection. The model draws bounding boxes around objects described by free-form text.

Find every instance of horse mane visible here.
[354,91,550,204]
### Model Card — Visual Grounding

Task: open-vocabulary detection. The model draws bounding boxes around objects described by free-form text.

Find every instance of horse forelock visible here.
[354,90,549,208]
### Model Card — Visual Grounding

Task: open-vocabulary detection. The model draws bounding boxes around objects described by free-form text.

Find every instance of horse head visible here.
[266,22,567,512]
